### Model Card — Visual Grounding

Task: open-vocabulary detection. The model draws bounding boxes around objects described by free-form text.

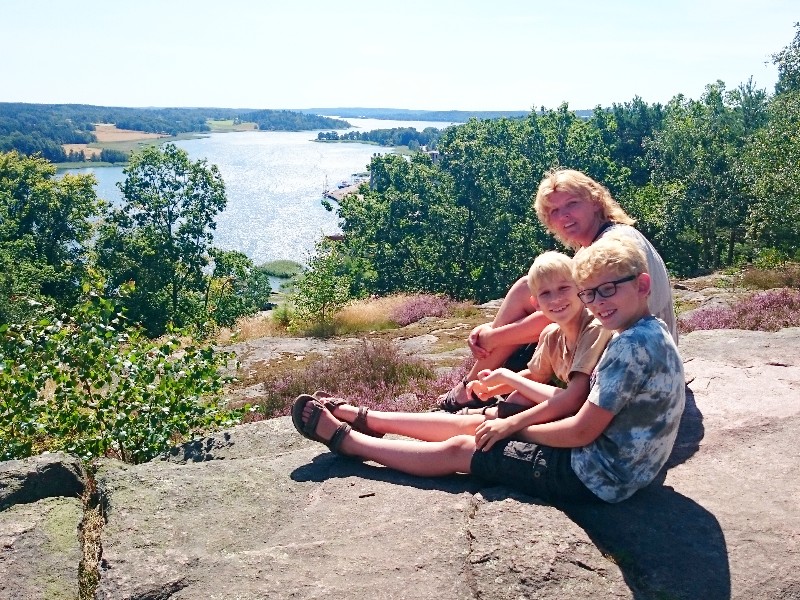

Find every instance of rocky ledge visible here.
[2,327,799,600]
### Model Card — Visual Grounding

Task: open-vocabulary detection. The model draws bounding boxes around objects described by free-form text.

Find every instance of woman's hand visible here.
[468,323,493,359]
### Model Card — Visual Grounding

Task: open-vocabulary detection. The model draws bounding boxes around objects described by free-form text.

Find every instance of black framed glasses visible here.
[577,274,637,304]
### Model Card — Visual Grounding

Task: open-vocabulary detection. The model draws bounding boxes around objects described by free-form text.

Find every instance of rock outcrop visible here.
[2,328,799,599]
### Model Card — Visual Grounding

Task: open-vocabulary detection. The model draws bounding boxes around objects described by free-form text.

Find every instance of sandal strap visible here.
[327,423,352,454]
[353,406,369,431]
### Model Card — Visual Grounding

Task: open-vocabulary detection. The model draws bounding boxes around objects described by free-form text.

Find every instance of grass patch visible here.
[325,293,468,336]
[261,259,303,277]
[237,339,466,420]
[740,263,800,290]
[207,119,258,132]
[216,310,292,344]
[679,288,800,333]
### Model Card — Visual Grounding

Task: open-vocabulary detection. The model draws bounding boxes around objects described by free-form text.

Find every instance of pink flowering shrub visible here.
[389,294,456,326]
[247,339,444,420]
[679,288,800,334]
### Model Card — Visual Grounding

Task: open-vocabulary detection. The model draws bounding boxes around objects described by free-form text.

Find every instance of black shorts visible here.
[503,343,537,373]
[470,439,597,503]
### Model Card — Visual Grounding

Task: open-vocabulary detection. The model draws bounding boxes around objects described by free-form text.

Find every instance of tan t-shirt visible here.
[527,309,613,383]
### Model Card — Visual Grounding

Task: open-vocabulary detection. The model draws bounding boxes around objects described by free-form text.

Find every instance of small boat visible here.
[337,180,350,189]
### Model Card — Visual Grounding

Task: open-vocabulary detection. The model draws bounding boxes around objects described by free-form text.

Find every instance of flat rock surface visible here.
[90,327,800,600]
[0,496,82,600]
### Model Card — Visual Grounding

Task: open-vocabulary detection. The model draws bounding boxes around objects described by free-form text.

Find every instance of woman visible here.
[438,168,677,411]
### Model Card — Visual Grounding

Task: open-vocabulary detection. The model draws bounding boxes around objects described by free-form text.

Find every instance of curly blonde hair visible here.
[534,169,634,248]
[572,234,648,287]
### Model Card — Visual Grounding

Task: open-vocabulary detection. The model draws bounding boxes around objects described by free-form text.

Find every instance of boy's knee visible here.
[445,434,477,455]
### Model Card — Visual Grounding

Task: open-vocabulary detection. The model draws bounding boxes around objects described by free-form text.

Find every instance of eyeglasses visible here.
[577,275,637,304]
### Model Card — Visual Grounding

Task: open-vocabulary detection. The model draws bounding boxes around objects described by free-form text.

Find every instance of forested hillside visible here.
[0,103,349,162]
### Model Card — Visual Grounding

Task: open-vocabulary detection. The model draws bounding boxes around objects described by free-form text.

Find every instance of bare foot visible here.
[302,401,346,445]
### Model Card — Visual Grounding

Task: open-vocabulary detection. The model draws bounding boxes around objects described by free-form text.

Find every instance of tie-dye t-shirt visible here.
[571,316,685,503]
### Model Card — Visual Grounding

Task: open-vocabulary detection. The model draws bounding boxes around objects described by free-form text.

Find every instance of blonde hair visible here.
[572,234,648,287]
[527,251,574,295]
[534,169,635,248]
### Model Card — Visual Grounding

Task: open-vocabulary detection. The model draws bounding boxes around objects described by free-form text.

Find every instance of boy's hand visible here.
[466,378,493,401]
[474,417,518,451]
[477,367,514,385]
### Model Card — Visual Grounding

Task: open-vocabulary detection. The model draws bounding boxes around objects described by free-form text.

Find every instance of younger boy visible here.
[465,251,612,418]
[292,236,685,504]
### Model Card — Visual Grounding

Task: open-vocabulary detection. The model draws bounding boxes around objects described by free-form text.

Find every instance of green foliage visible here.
[96,143,227,335]
[271,303,294,328]
[317,126,443,148]
[239,109,349,131]
[206,249,272,327]
[0,284,238,463]
[291,240,352,335]
[0,151,106,322]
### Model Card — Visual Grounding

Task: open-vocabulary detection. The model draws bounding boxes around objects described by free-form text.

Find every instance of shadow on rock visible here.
[562,485,730,600]
[666,385,703,469]
[291,452,482,495]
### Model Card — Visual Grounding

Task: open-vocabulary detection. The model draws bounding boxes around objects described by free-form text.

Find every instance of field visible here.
[207,119,257,132]
[59,123,197,162]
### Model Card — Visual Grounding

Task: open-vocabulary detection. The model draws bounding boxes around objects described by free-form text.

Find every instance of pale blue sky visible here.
[2,0,796,111]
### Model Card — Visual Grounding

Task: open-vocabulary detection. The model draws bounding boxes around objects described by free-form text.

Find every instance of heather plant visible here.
[247,339,444,419]
[0,283,239,463]
[389,293,456,326]
[679,288,800,334]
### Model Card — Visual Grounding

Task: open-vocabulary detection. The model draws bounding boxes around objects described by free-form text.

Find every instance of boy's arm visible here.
[467,368,536,399]
[475,369,590,415]
[476,399,613,451]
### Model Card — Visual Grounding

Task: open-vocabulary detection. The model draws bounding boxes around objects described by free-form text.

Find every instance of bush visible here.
[245,339,442,419]
[740,264,800,290]
[0,286,239,463]
[389,293,456,326]
[679,288,800,333]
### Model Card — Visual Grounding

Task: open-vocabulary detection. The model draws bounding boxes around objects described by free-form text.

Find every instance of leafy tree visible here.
[206,248,272,327]
[292,239,352,334]
[772,22,800,94]
[0,151,104,322]
[645,82,765,274]
[743,86,800,258]
[0,282,238,463]
[96,143,227,335]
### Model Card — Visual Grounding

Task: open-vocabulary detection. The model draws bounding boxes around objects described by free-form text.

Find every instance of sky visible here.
[2,0,797,111]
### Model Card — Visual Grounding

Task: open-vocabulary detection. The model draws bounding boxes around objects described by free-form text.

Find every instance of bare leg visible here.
[305,403,476,476]
[332,405,487,442]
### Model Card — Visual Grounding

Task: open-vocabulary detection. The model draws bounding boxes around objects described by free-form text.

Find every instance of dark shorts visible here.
[470,439,598,503]
[503,343,537,373]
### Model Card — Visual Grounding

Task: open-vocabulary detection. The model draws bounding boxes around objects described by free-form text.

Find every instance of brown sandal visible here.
[291,394,351,454]
[437,379,500,413]
[312,390,385,438]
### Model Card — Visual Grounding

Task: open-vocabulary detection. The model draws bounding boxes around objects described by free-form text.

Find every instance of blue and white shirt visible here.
[571,316,685,503]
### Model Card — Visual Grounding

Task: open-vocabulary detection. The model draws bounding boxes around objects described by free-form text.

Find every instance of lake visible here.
[62,118,457,266]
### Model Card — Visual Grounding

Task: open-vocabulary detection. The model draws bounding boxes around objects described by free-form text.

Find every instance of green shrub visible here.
[0,284,239,463]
